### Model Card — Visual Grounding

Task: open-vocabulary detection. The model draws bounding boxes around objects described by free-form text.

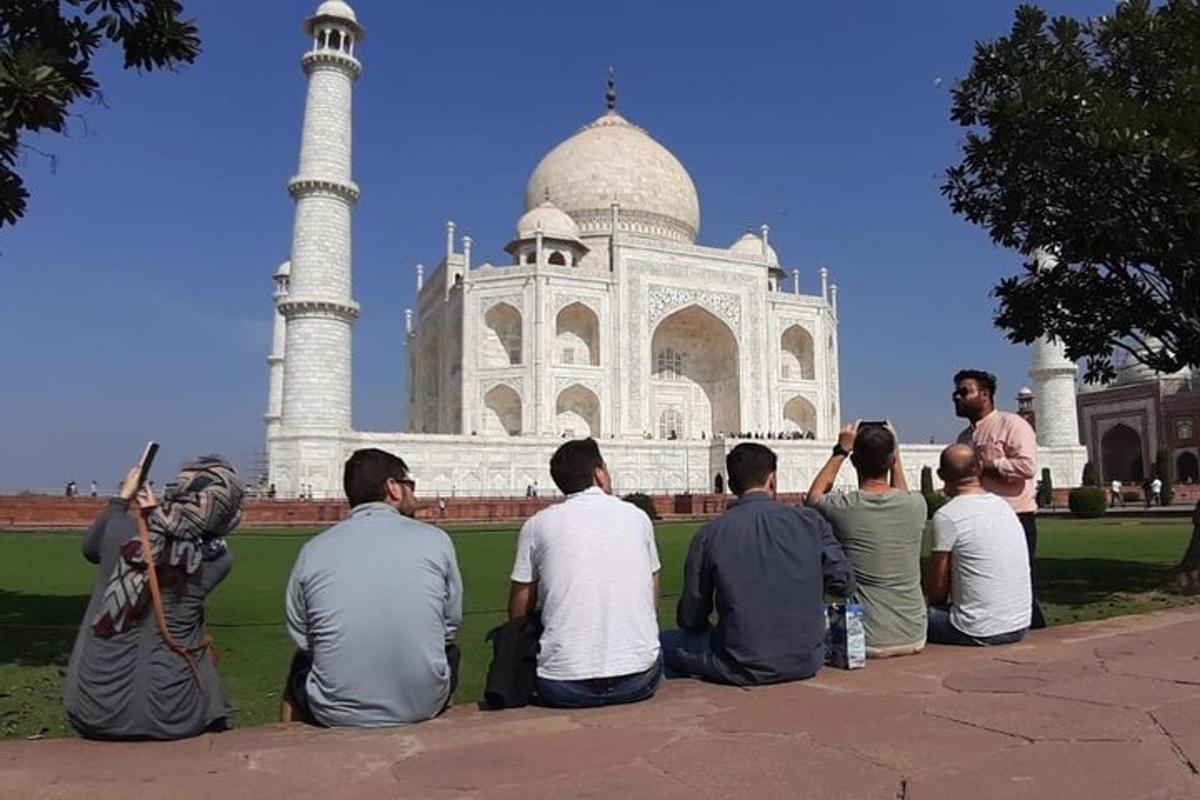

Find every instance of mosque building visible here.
[264,1,1087,498]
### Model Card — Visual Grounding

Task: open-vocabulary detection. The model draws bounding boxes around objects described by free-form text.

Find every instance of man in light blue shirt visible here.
[281,448,463,727]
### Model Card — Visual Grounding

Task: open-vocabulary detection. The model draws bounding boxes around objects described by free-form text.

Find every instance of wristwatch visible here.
[832,444,850,457]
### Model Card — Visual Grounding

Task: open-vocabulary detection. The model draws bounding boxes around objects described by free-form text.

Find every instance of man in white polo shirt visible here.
[508,438,662,708]
[925,442,1031,646]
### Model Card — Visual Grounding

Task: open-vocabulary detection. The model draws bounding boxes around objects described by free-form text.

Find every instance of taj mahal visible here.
[264,2,1088,499]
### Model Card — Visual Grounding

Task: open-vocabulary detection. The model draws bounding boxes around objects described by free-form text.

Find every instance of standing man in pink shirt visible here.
[953,369,1046,629]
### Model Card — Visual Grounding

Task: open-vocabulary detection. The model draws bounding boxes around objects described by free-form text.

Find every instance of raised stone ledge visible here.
[3,607,1200,798]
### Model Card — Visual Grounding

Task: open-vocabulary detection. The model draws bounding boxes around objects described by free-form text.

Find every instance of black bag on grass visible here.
[483,611,542,709]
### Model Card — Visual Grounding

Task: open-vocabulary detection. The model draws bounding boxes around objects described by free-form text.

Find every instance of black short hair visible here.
[851,425,896,479]
[343,448,410,507]
[954,369,997,399]
[550,438,605,495]
[726,443,777,495]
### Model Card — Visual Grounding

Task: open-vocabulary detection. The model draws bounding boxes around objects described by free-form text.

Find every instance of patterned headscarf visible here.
[92,455,244,638]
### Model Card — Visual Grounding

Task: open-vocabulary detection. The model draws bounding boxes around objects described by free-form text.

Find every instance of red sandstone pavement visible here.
[4,609,1200,799]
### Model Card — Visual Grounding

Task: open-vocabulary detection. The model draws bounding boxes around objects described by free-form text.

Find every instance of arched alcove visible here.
[780,325,815,380]
[482,384,522,436]
[650,305,740,437]
[1101,423,1145,482]
[482,303,522,367]
[556,384,600,438]
[1177,451,1199,484]
[783,395,817,433]
[555,302,600,366]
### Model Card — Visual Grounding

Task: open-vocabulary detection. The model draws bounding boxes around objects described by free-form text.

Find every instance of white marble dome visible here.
[516,200,581,242]
[525,110,700,243]
[729,232,779,266]
[313,1,357,23]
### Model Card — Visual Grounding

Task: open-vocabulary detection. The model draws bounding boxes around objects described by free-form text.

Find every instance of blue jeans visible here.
[535,656,662,709]
[927,606,1026,646]
[660,628,728,682]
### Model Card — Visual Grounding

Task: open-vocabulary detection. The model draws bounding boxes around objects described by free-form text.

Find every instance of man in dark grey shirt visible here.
[662,443,856,685]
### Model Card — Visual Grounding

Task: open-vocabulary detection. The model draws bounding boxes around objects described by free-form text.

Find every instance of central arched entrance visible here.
[1101,423,1144,482]
[650,305,740,438]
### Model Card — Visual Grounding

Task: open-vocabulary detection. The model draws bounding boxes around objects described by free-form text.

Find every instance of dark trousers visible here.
[285,644,461,725]
[1018,512,1047,629]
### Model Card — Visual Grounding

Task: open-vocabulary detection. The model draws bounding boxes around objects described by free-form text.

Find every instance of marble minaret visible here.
[1029,249,1081,447]
[278,1,363,434]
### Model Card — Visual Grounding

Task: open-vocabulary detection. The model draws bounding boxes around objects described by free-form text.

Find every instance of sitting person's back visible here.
[925,443,1031,646]
[508,438,662,708]
[283,449,462,726]
[65,456,243,740]
[664,443,855,685]
[808,423,927,656]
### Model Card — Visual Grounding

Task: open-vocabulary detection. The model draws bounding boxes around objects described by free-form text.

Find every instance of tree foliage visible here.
[0,1,200,226]
[943,1,1200,382]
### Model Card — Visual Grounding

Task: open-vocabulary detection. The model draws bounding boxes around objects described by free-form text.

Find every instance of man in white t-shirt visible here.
[1110,479,1123,507]
[924,443,1031,646]
[508,438,662,708]
[1150,477,1163,507]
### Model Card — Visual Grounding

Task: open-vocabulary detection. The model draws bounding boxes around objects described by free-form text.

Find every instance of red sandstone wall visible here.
[2,488,1193,529]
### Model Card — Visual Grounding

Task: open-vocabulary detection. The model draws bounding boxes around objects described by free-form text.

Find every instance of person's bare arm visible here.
[924,552,952,605]
[806,423,858,506]
[508,581,537,619]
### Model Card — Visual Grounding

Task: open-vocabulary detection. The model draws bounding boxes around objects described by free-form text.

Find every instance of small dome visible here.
[1017,386,1033,397]
[306,1,363,36]
[516,201,581,242]
[525,110,700,243]
[273,260,291,278]
[1112,338,1192,386]
[729,232,779,266]
[314,0,357,23]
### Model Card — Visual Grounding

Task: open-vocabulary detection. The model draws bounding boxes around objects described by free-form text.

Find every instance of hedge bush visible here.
[1082,462,1100,487]
[622,492,660,520]
[1068,486,1107,517]
[919,465,934,496]
[922,491,948,519]
[1036,467,1053,508]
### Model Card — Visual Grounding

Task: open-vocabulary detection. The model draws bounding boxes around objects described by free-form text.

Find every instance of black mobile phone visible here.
[859,420,888,429]
[136,441,159,487]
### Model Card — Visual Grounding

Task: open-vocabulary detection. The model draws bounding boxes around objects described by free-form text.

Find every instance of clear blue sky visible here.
[0,0,1110,491]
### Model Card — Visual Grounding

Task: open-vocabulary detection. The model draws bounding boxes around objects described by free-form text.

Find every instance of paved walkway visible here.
[4,608,1200,799]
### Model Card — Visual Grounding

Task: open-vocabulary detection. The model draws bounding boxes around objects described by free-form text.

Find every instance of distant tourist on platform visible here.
[508,438,662,708]
[267,483,277,499]
[1150,477,1163,507]
[808,421,927,658]
[438,497,447,519]
[1111,479,1123,507]
[924,443,1031,646]
[661,443,856,685]
[281,448,462,727]
[953,369,1045,629]
[65,455,244,740]
[89,480,98,498]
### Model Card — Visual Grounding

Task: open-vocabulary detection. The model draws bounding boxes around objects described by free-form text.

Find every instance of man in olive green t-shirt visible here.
[807,422,927,657]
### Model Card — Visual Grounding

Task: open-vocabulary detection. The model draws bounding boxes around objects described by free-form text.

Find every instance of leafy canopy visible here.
[943,1,1200,382]
[0,0,199,227]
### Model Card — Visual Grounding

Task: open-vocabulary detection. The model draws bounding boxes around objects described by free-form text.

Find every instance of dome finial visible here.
[605,66,617,111]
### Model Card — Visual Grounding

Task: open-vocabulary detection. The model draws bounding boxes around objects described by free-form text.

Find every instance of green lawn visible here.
[1,517,1195,739]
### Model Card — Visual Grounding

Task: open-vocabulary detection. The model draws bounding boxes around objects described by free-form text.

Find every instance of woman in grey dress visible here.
[64,455,244,740]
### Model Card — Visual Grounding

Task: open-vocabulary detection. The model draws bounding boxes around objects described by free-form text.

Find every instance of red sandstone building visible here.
[1074,360,1199,485]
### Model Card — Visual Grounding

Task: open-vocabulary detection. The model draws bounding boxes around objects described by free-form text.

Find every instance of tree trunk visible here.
[1177,501,1200,594]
